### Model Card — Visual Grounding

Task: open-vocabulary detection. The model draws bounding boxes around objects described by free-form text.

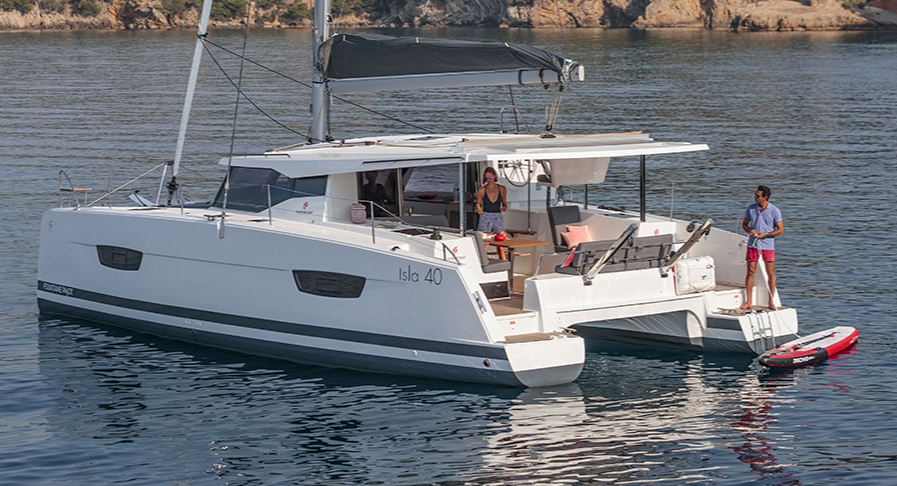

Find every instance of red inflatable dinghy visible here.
[759,326,859,368]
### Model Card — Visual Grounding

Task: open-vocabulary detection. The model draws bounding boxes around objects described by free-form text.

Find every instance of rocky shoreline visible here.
[2,0,896,32]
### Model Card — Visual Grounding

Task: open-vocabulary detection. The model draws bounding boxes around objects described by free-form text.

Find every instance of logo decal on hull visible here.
[40,281,74,297]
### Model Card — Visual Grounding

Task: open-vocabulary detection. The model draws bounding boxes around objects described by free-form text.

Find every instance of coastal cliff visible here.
[2,0,896,31]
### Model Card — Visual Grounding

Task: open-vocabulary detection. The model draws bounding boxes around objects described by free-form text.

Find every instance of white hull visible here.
[37,207,584,387]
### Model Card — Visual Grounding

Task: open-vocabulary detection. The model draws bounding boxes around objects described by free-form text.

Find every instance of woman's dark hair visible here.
[482,167,498,184]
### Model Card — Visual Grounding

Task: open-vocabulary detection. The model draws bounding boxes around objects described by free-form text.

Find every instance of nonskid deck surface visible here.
[491,293,525,316]
[490,275,527,316]
[489,277,748,317]
[502,332,568,343]
[716,305,788,316]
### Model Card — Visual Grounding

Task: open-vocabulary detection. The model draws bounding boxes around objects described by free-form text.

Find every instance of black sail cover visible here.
[319,33,579,83]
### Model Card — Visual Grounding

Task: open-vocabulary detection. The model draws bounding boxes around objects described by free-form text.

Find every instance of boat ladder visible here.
[748,311,777,353]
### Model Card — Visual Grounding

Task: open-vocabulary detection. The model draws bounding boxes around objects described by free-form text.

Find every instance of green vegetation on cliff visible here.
[1,0,100,15]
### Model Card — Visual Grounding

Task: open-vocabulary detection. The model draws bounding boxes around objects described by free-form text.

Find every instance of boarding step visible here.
[707,306,789,332]
[502,331,568,344]
[716,306,789,316]
[493,312,540,337]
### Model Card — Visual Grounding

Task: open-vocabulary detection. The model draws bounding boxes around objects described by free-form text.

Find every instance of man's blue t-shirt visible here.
[745,202,783,250]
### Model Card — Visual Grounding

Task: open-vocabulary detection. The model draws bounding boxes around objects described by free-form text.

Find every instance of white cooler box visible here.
[675,256,716,295]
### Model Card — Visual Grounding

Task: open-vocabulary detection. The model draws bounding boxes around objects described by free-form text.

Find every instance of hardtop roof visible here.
[218,132,709,178]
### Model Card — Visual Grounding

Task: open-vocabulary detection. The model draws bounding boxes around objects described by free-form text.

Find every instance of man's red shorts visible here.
[746,248,775,262]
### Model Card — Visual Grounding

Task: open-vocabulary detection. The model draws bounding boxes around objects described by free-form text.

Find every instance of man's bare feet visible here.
[768,302,778,311]
[739,303,752,311]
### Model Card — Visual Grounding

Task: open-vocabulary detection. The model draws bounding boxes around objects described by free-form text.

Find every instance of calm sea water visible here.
[2,27,897,485]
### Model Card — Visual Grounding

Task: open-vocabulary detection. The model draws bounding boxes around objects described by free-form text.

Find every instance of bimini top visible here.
[320,33,580,82]
[318,33,585,94]
[219,132,709,180]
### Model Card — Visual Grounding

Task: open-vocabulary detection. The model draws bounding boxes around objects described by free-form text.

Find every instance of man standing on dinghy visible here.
[741,185,784,311]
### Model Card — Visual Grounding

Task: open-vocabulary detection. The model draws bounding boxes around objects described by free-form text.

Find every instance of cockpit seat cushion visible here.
[561,225,592,249]
[560,225,593,268]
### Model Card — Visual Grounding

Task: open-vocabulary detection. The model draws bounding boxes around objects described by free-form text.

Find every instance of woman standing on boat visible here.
[475,167,508,233]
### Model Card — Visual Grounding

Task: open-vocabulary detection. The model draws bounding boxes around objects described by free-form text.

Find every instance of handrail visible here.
[662,219,713,273]
[57,170,80,208]
[58,169,74,192]
[435,238,462,265]
[584,223,638,282]
[499,104,531,134]
[348,198,462,264]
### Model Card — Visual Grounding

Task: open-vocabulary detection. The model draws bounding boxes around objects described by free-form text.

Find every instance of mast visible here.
[310,0,332,143]
[160,0,214,205]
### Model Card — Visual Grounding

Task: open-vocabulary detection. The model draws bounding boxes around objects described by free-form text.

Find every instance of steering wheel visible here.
[500,159,533,187]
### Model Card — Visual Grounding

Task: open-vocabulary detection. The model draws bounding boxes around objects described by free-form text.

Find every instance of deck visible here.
[489,276,746,317]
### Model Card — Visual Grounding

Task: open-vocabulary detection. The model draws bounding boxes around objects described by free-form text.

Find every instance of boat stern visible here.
[706,306,800,354]
[503,333,585,387]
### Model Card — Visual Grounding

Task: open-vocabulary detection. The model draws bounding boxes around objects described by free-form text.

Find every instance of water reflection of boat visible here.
[37,316,805,484]
[475,348,771,483]
[36,317,522,483]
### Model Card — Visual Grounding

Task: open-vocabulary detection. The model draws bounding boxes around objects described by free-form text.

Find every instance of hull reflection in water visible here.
[37,317,798,485]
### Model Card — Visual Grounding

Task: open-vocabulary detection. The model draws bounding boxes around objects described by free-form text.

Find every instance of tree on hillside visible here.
[70,0,102,16]
[1,0,32,14]
[211,0,246,20]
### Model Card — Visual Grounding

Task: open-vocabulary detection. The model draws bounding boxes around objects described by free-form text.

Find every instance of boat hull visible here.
[527,270,799,355]
[758,326,859,368]
[37,208,584,387]
[571,308,800,355]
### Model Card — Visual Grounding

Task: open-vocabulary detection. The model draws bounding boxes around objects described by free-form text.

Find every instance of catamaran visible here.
[37,0,798,386]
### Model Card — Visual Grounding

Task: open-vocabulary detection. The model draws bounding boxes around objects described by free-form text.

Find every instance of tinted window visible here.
[293,270,365,298]
[213,168,327,212]
[97,245,143,271]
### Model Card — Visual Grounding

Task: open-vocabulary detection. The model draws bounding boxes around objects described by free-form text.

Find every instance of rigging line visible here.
[330,97,434,133]
[507,86,530,134]
[508,86,520,133]
[554,0,566,39]
[201,37,312,89]
[545,89,564,131]
[200,38,434,134]
[200,41,317,141]
[221,5,253,223]
[334,0,347,30]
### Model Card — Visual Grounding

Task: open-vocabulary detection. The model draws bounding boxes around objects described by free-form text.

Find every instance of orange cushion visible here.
[561,250,577,268]
[560,226,592,268]
[561,225,591,248]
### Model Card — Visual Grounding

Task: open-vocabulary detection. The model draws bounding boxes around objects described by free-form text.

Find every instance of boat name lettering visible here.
[792,355,815,364]
[399,265,442,285]
[42,282,73,296]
